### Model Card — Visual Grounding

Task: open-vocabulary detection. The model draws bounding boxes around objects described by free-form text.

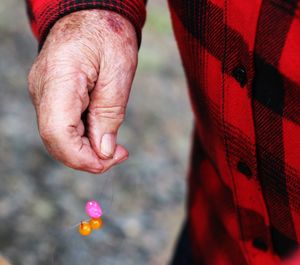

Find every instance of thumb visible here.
[88,102,126,159]
[88,64,136,159]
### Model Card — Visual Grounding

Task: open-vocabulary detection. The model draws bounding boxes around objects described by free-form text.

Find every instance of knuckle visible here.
[89,105,125,123]
[89,168,104,174]
[66,161,82,171]
[27,67,34,83]
[118,53,137,71]
[27,60,46,100]
[69,160,103,174]
[27,66,37,93]
[63,160,86,172]
[39,126,56,143]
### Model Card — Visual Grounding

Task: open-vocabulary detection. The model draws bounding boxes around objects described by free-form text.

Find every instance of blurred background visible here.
[0,0,193,264]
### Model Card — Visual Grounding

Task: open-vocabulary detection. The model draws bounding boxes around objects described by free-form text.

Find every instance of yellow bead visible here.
[89,218,103,230]
[79,221,92,236]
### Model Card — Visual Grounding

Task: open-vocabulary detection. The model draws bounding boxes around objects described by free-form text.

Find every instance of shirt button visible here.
[252,237,269,251]
[232,66,247,87]
[237,161,252,178]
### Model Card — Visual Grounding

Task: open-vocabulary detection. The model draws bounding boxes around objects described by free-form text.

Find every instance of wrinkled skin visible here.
[28,10,138,173]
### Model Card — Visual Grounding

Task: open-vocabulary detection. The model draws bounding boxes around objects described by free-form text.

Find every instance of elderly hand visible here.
[28,10,138,173]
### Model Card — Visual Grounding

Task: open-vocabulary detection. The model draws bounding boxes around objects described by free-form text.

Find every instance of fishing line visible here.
[49,169,140,265]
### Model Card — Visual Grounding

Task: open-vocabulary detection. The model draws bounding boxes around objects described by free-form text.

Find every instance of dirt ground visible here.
[0,1,193,264]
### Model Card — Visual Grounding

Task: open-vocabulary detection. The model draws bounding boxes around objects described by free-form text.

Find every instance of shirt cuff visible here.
[26,0,146,50]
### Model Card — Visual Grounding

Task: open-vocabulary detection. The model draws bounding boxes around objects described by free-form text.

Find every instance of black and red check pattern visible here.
[26,0,300,264]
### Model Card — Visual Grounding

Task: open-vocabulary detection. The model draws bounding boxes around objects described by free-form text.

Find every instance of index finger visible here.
[37,71,104,173]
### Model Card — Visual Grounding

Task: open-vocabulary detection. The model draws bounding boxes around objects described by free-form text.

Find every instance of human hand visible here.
[28,10,138,173]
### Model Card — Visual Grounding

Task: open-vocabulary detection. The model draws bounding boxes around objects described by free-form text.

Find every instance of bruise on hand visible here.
[106,16,124,34]
[104,13,137,48]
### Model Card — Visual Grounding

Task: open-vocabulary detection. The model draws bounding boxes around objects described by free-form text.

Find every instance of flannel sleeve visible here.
[25,0,146,48]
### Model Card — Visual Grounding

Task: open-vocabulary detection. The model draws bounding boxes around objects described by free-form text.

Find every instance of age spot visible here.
[107,17,124,34]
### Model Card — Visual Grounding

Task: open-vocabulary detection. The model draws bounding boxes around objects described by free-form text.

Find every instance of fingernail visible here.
[100,133,116,158]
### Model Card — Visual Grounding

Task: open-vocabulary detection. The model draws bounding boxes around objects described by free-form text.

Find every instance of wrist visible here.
[42,10,138,53]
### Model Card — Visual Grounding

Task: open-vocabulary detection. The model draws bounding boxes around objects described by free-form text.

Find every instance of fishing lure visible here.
[78,200,103,236]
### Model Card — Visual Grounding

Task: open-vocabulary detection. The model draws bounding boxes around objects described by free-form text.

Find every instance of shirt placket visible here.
[221,0,278,263]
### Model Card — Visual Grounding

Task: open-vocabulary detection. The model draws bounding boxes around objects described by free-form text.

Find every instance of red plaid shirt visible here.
[26,0,300,264]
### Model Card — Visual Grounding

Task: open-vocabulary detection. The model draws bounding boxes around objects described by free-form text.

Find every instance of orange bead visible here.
[89,218,103,230]
[79,221,92,236]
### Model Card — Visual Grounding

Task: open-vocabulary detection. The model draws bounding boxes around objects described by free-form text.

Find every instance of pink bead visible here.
[85,200,103,219]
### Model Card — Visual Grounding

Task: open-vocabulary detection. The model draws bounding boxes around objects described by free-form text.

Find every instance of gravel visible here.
[0,0,193,264]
